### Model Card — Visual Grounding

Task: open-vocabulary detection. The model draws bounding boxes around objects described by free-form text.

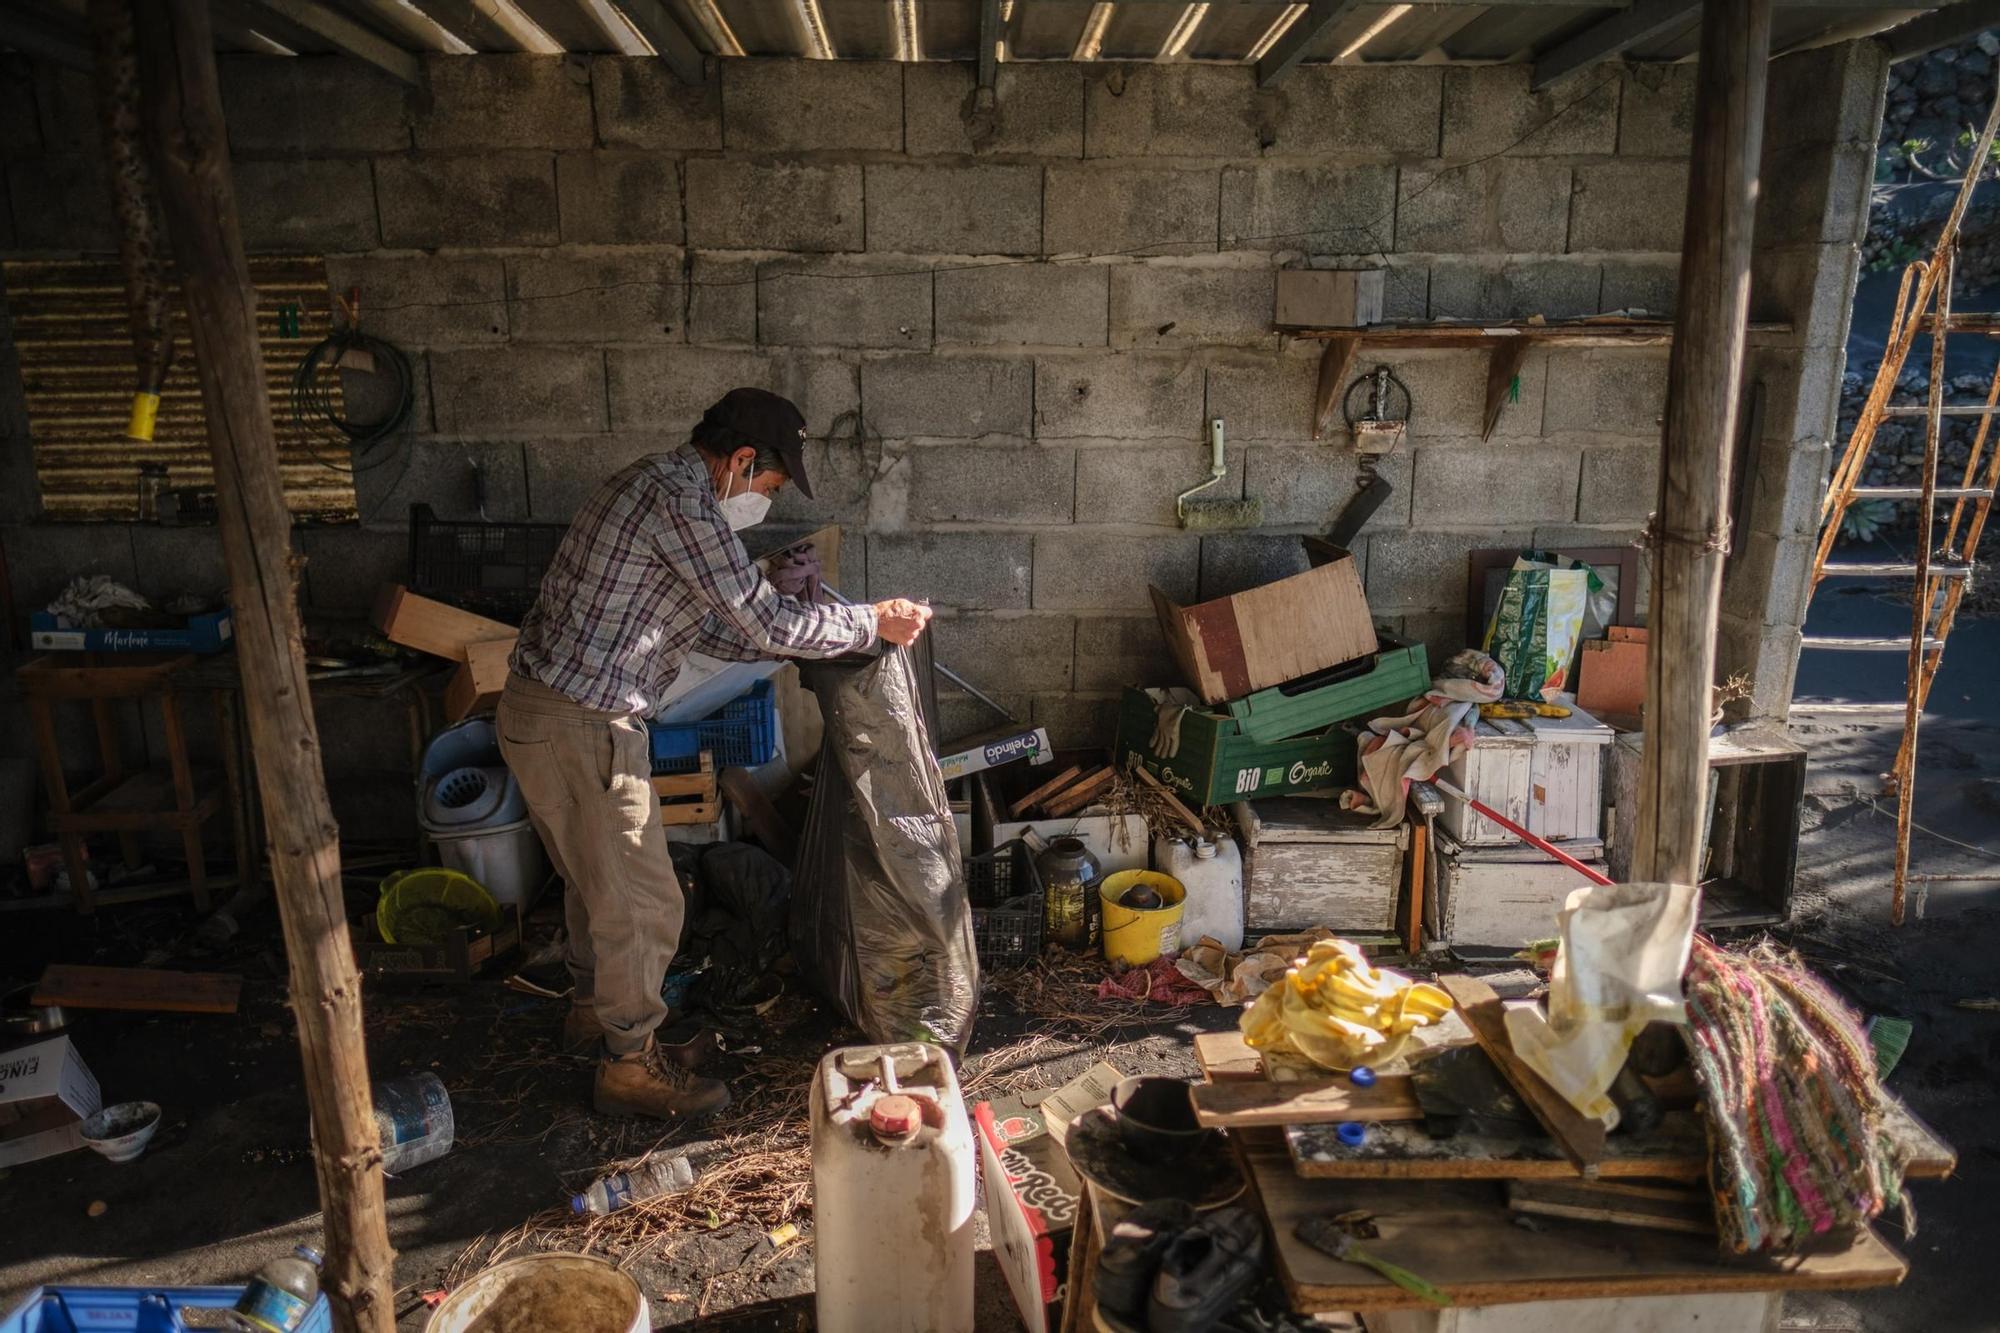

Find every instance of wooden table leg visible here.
[159,691,211,913]
[1404,822,1427,956]
[1060,1184,1102,1333]
[28,697,96,912]
[92,696,141,870]
[216,691,253,894]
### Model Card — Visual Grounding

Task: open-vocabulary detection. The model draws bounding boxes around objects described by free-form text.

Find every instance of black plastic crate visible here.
[406,503,566,624]
[966,839,1043,965]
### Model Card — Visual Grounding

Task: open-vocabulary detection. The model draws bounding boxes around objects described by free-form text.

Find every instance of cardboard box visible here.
[0,1035,102,1167]
[1273,269,1386,329]
[29,608,233,654]
[1150,540,1377,706]
[1577,626,1648,722]
[973,1062,1126,1333]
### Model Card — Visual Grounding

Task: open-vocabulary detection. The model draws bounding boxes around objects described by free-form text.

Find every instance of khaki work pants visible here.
[495,673,681,1055]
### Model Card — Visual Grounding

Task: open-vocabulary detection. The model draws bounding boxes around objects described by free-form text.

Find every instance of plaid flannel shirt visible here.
[510,446,876,714]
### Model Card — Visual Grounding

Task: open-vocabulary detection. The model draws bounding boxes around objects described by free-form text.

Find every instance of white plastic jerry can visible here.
[1156,833,1246,953]
[810,1042,975,1333]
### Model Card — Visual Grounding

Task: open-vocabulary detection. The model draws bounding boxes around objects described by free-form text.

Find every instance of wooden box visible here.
[1435,829,1606,951]
[353,904,521,983]
[1440,698,1611,848]
[1150,539,1378,707]
[1233,798,1407,935]
[1605,724,1806,928]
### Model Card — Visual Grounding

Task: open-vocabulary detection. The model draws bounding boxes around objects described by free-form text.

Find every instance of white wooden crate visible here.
[1440,696,1612,848]
[1233,799,1406,934]
[1435,829,1606,950]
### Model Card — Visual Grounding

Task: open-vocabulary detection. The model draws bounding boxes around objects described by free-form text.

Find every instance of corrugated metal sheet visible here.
[4,255,359,523]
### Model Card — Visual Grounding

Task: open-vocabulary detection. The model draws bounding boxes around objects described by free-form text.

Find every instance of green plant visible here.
[1840,498,1898,543]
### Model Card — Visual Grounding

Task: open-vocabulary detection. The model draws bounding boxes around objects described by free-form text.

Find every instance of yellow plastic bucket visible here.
[1100,871,1186,966]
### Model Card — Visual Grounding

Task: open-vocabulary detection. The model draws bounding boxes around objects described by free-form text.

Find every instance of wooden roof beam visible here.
[574,0,652,55]
[247,0,422,84]
[0,8,93,71]
[1531,0,1699,91]
[1255,0,1360,90]
[617,0,706,83]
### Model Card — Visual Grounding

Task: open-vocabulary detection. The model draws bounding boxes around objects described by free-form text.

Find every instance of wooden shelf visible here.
[49,767,223,833]
[1277,318,1791,443]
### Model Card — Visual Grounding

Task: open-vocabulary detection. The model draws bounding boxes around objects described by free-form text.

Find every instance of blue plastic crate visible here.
[1,1284,331,1333]
[647,679,778,775]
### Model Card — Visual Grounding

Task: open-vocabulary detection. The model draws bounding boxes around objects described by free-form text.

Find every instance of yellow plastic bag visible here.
[1240,939,1453,1072]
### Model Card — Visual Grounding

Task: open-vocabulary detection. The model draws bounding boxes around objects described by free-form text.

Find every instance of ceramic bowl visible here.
[80,1101,161,1163]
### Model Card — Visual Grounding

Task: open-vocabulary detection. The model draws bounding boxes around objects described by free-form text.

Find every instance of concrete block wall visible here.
[0,49,1872,759]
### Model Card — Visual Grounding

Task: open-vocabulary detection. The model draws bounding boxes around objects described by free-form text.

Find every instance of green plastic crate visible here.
[1224,640,1428,744]
[1118,688,1360,807]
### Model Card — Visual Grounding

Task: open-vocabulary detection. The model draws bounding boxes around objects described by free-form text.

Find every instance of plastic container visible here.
[1156,834,1245,953]
[373,1073,453,1173]
[423,1255,646,1333]
[416,719,549,914]
[1,1286,331,1333]
[646,679,778,775]
[1099,871,1186,966]
[811,1043,975,1333]
[571,1153,696,1215]
[1034,836,1102,952]
[965,840,1044,964]
[376,868,501,946]
[227,1247,322,1333]
[407,503,566,625]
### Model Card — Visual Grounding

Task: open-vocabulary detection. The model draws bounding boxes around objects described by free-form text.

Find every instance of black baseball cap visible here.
[700,387,813,498]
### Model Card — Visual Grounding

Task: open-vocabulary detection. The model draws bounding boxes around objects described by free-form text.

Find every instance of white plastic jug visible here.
[810,1042,975,1333]
[1156,834,1245,952]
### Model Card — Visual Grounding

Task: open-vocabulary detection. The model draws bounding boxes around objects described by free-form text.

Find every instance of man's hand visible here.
[873,598,933,647]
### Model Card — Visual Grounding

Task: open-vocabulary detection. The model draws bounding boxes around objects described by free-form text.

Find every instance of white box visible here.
[1233,799,1406,934]
[1441,697,1612,848]
[0,1035,102,1166]
[991,813,1149,874]
[1435,830,1606,951]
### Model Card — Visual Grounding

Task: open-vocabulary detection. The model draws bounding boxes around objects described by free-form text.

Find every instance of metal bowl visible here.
[0,984,65,1041]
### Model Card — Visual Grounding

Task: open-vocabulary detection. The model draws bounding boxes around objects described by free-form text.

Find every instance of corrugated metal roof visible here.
[5,255,360,523]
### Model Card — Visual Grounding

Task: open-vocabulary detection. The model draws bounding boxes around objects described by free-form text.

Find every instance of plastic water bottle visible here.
[571,1153,698,1214]
[226,1245,323,1332]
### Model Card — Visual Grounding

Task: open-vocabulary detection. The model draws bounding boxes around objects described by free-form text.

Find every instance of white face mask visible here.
[717,462,771,531]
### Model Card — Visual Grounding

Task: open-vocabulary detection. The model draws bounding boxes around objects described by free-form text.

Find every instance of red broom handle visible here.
[1429,778,1615,887]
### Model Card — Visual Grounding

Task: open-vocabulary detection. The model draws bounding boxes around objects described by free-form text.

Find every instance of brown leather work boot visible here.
[594,1036,732,1120]
[561,1001,601,1054]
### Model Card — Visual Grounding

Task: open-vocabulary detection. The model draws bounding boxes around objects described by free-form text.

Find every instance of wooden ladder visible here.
[1807,92,2000,924]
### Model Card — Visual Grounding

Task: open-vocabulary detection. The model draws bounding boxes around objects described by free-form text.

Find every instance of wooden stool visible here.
[19,653,244,913]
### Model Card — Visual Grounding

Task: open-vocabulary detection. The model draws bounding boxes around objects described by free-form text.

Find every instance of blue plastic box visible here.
[28,609,234,655]
[647,678,778,775]
[1,1284,331,1333]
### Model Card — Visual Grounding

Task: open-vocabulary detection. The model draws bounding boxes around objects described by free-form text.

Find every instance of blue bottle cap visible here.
[1349,1066,1377,1088]
[1336,1121,1367,1148]
[570,1194,588,1214]
[295,1246,324,1267]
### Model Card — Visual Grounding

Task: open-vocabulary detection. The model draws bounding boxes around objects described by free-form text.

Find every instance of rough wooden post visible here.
[1633,0,1772,886]
[129,5,396,1329]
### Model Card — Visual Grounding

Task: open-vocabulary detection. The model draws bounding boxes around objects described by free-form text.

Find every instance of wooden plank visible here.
[1403,821,1426,956]
[1255,0,1361,88]
[442,637,514,721]
[660,799,722,827]
[1194,1030,1266,1083]
[1481,338,1533,442]
[1310,334,1361,441]
[1436,973,1607,1174]
[34,963,242,1014]
[1192,1075,1421,1128]
[246,0,423,85]
[650,752,717,800]
[1506,1179,1716,1235]
[1009,764,1085,819]
[17,656,194,700]
[1130,761,1205,832]
[1042,766,1116,819]
[1242,1138,1907,1314]
[371,585,518,663]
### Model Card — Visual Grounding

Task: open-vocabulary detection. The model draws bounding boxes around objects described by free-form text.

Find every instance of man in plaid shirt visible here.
[498,388,932,1121]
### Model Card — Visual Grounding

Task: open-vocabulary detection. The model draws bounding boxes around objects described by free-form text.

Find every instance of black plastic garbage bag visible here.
[684,841,793,1013]
[789,641,979,1054]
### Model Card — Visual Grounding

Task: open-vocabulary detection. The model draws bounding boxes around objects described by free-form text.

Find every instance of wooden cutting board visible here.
[1192,1075,1421,1128]
[34,963,242,1014]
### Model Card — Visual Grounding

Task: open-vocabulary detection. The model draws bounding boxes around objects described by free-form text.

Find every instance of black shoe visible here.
[1095,1199,1197,1322]
[1148,1205,1266,1333]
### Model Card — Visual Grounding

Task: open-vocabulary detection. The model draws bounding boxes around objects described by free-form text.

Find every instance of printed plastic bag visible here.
[1482,552,1604,700]
[788,638,980,1054]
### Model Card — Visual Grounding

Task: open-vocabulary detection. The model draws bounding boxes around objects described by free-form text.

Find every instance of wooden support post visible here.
[130,5,396,1330]
[1311,334,1360,441]
[1633,0,1770,887]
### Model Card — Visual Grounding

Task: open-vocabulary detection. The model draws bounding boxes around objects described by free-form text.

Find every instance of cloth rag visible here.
[1176,929,1339,1007]
[1341,649,1504,828]
[1097,955,1212,1007]
[48,574,150,628]
[766,542,823,602]
[1502,880,1698,1128]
